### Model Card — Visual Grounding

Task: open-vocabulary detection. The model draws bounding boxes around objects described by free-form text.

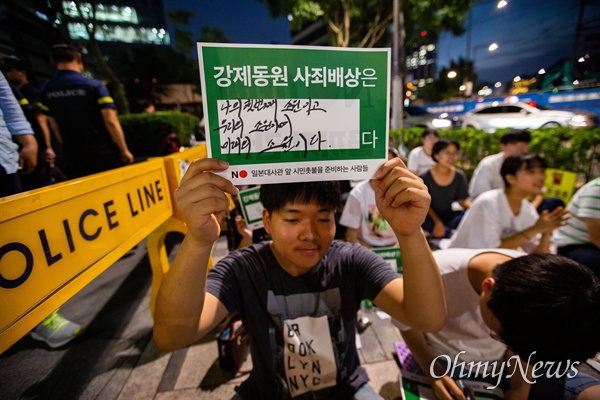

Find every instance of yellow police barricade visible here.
[146,143,210,316]
[0,159,172,354]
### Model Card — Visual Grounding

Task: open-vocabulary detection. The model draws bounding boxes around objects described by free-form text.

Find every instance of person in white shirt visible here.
[449,153,568,253]
[340,148,400,248]
[407,129,439,176]
[397,248,600,400]
[469,129,531,200]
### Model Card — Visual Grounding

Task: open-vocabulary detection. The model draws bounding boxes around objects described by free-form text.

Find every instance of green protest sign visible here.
[238,187,264,230]
[198,43,390,184]
[372,247,403,274]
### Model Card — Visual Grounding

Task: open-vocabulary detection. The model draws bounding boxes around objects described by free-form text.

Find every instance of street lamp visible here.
[473,42,498,61]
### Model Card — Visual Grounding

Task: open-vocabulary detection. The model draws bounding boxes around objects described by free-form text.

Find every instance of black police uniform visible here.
[41,70,121,179]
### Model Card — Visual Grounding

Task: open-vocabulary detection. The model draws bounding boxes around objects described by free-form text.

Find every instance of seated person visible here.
[407,129,439,176]
[449,153,569,253]
[153,157,446,399]
[339,148,401,248]
[468,128,564,213]
[397,249,600,400]
[553,177,600,277]
[469,129,531,200]
[420,139,471,238]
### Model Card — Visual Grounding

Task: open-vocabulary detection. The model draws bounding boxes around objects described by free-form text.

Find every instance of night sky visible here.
[163,0,599,86]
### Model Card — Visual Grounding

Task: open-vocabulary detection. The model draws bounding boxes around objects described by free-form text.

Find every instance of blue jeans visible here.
[230,383,383,399]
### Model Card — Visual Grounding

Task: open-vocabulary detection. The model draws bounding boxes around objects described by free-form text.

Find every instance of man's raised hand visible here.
[175,158,238,246]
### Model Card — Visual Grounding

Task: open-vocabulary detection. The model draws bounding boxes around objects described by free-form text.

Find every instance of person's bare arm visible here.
[234,215,253,250]
[586,218,600,247]
[427,208,446,238]
[47,116,63,144]
[500,207,569,252]
[100,108,133,164]
[458,198,471,209]
[13,133,38,174]
[153,158,238,352]
[343,226,374,248]
[372,158,446,332]
[34,113,56,164]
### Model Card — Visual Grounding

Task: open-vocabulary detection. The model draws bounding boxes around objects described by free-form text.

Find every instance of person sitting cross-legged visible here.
[420,139,471,239]
[449,153,569,254]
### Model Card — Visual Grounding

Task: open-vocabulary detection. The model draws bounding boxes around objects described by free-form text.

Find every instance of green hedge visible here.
[390,127,600,182]
[119,111,200,157]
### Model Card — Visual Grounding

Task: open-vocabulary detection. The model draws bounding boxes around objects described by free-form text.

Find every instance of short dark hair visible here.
[500,129,531,145]
[51,42,81,63]
[500,153,547,187]
[422,129,439,140]
[431,139,459,163]
[488,254,600,362]
[260,181,342,213]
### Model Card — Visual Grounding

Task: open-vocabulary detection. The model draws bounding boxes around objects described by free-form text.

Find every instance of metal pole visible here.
[391,0,402,131]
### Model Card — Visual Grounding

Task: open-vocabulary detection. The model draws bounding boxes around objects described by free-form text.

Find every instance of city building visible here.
[0,0,170,84]
[405,41,437,100]
[59,0,170,49]
[0,0,62,86]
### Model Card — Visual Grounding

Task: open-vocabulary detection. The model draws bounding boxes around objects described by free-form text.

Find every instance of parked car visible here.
[460,102,598,132]
[404,105,454,129]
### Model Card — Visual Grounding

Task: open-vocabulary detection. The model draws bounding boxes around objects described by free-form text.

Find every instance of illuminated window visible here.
[62,1,139,24]
[66,22,171,45]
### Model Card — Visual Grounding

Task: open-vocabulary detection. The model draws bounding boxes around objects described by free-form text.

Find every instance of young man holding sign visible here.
[153,157,446,399]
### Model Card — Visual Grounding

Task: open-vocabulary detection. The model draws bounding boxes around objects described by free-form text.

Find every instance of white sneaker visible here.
[30,311,83,348]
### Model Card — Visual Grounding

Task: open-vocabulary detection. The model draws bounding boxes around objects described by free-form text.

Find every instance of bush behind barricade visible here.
[119,111,200,157]
[390,127,600,182]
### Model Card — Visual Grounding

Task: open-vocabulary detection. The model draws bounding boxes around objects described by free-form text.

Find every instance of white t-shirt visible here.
[407,146,436,176]
[448,189,539,253]
[469,152,506,199]
[339,180,397,247]
[553,178,600,247]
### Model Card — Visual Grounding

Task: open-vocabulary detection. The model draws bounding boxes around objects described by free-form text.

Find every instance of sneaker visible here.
[30,311,83,348]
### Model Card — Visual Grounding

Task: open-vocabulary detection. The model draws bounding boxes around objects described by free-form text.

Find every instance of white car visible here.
[404,106,453,129]
[460,102,598,132]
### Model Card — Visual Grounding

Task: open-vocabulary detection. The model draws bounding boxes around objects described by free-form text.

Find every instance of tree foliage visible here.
[111,45,199,112]
[259,0,475,48]
[166,10,195,54]
[200,26,231,43]
[391,127,600,182]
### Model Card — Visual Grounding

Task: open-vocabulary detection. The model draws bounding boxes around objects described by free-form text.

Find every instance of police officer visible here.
[40,43,133,179]
[1,56,57,188]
